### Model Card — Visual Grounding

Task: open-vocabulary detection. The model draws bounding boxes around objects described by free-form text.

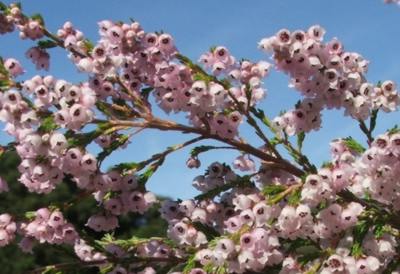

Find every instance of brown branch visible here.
[132,136,206,172]
[110,117,305,178]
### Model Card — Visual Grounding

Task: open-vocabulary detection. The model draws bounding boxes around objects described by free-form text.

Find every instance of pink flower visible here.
[3,58,24,77]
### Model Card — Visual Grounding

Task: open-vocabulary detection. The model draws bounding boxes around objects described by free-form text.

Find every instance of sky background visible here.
[0,0,399,199]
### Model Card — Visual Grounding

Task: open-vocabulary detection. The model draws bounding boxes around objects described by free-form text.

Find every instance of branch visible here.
[358,109,378,144]
[132,136,206,172]
[110,117,305,178]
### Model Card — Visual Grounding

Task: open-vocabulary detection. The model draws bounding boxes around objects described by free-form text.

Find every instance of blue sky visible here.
[0,0,399,199]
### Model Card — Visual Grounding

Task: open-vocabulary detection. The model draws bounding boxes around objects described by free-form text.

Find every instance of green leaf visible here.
[0,79,10,89]
[83,39,94,53]
[269,137,281,146]
[297,131,305,151]
[25,211,36,220]
[0,2,7,11]
[287,188,301,206]
[297,249,321,267]
[251,108,272,129]
[112,162,140,172]
[262,184,286,196]
[369,109,378,133]
[321,161,333,169]
[141,87,153,98]
[67,125,108,148]
[283,238,322,267]
[388,124,400,135]
[137,164,158,186]
[203,263,215,273]
[97,134,129,164]
[41,265,58,274]
[182,255,197,274]
[0,59,9,77]
[192,73,209,82]
[350,242,363,258]
[38,39,58,49]
[284,238,315,252]
[190,145,215,157]
[37,115,58,133]
[343,136,366,154]
[374,224,385,238]
[95,101,129,119]
[31,13,45,26]
[216,266,228,274]
[99,264,114,274]
[192,222,220,241]
[350,219,369,257]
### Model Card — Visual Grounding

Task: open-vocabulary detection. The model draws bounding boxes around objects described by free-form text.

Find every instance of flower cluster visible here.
[260,26,399,135]
[1,2,400,273]
[8,5,44,40]
[0,213,16,247]
[86,172,157,232]
[385,0,400,4]
[331,132,400,208]
[20,208,78,248]
[192,162,237,192]
[74,239,106,262]
[3,57,24,77]
[57,21,86,52]
[25,46,50,70]
[196,228,282,273]
[0,9,14,34]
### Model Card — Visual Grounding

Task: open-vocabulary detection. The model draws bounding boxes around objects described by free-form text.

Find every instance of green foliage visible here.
[0,2,8,11]
[38,39,58,49]
[140,87,153,98]
[373,222,385,238]
[321,161,333,168]
[192,222,220,241]
[66,123,109,148]
[97,134,129,165]
[350,219,369,258]
[297,132,305,152]
[137,163,158,186]
[192,72,210,83]
[250,108,273,130]
[388,124,400,135]
[37,115,59,133]
[190,145,216,157]
[0,57,9,78]
[343,136,366,154]
[369,109,378,133]
[112,161,140,172]
[182,254,197,274]
[262,184,286,196]
[283,238,322,267]
[0,79,10,90]
[31,13,45,26]
[83,39,94,53]
[287,188,301,206]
